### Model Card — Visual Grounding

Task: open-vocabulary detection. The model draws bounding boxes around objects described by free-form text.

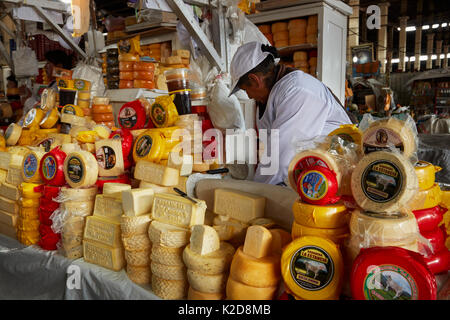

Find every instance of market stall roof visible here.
[405,68,450,86]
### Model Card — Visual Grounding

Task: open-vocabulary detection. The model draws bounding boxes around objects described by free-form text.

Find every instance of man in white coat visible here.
[229,42,352,185]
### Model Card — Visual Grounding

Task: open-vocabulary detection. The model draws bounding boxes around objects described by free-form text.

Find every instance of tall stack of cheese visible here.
[288,19,306,46]
[119,53,139,89]
[59,186,98,259]
[271,22,289,48]
[212,189,266,248]
[133,61,155,90]
[226,226,282,300]
[75,79,91,112]
[16,182,41,245]
[257,24,273,45]
[184,225,235,300]
[91,97,114,128]
[0,165,20,239]
[37,183,62,250]
[293,51,308,73]
[120,186,153,284]
[306,15,318,44]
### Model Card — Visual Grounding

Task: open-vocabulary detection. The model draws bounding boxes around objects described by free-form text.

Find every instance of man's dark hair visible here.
[237,44,279,88]
[44,50,72,69]
[7,75,18,86]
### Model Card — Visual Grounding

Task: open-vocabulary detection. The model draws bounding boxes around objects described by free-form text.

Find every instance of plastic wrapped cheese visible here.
[63,150,99,188]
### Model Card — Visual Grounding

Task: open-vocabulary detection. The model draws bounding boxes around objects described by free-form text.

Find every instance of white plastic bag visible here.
[12,47,39,77]
[208,77,246,132]
[72,59,106,98]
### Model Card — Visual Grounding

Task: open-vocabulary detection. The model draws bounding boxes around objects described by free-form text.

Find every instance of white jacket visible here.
[254,70,351,185]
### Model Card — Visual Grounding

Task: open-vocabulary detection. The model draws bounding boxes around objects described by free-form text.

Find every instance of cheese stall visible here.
[0,0,448,302]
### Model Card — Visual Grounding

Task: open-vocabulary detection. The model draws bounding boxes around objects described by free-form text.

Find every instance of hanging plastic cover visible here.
[72,59,106,98]
[12,46,39,77]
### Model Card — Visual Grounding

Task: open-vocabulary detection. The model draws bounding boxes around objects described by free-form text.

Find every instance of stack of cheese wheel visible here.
[133,61,155,90]
[141,43,162,62]
[226,226,283,300]
[74,79,91,111]
[147,186,206,299]
[94,138,125,177]
[16,182,42,245]
[0,172,21,239]
[306,15,318,44]
[83,184,126,271]
[291,199,350,245]
[212,188,266,248]
[288,19,306,46]
[38,185,61,250]
[293,51,309,73]
[271,22,289,48]
[410,161,449,274]
[92,96,114,128]
[59,186,98,259]
[309,55,317,77]
[120,187,154,284]
[258,24,273,45]
[281,236,344,300]
[183,225,235,300]
[119,54,138,89]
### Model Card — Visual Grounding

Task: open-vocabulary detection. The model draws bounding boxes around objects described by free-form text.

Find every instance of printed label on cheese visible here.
[362,265,418,300]
[119,107,137,129]
[135,135,153,158]
[41,155,57,180]
[93,195,123,220]
[84,216,122,247]
[83,240,124,271]
[23,153,39,180]
[96,146,116,170]
[300,170,328,201]
[151,103,167,127]
[24,109,37,127]
[66,156,84,183]
[289,246,334,291]
[363,128,404,154]
[291,155,332,190]
[361,160,402,203]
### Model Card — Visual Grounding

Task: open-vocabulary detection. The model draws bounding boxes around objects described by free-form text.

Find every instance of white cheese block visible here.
[243,225,273,259]
[122,188,154,217]
[190,224,220,256]
[84,215,123,248]
[93,194,123,221]
[139,181,177,194]
[151,261,187,281]
[0,169,7,183]
[95,139,125,177]
[134,160,179,186]
[83,239,125,271]
[151,244,184,266]
[120,214,152,237]
[0,151,11,170]
[183,242,235,275]
[0,196,19,214]
[0,209,18,226]
[152,275,188,300]
[102,183,131,200]
[0,182,20,200]
[6,167,23,186]
[213,189,266,223]
[152,193,206,228]
[148,220,190,248]
[167,152,193,176]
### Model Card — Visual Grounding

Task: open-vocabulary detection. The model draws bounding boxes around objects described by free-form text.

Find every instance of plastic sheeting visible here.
[418,134,450,184]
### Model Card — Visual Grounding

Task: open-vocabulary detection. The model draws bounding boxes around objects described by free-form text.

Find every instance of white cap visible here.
[229,42,272,96]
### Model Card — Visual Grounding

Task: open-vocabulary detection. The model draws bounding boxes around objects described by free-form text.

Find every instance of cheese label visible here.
[151,103,167,127]
[292,156,330,189]
[24,109,37,127]
[135,135,153,158]
[336,133,354,143]
[363,265,418,300]
[41,155,57,180]
[74,79,89,91]
[363,128,404,154]
[62,105,77,115]
[5,124,15,140]
[119,107,137,129]
[23,154,39,179]
[38,138,55,152]
[96,146,116,170]
[361,160,403,203]
[300,170,328,201]
[66,156,84,183]
[289,246,334,291]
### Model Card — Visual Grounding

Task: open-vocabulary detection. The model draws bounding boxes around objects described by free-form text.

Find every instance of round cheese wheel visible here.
[132,130,165,163]
[42,185,62,200]
[258,24,271,34]
[133,71,154,81]
[119,61,134,71]
[422,248,450,274]
[264,33,274,45]
[293,51,308,61]
[77,99,90,109]
[281,236,344,300]
[183,242,235,275]
[119,80,133,89]
[74,79,91,91]
[23,108,45,129]
[134,80,155,89]
[350,246,437,300]
[19,197,40,208]
[413,206,446,233]
[134,62,155,72]
[288,19,307,30]
[361,117,417,159]
[309,57,317,67]
[349,209,419,244]
[118,54,139,62]
[39,197,60,212]
[226,276,278,300]
[39,147,67,186]
[77,91,90,100]
[126,265,151,285]
[61,105,84,117]
[294,60,309,68]
[292,199,349,229]
[288,149,343,192]
[229,246,280,288]
[408,183,442,211]
[297,165,340,205]
[187,269,227,293]
[415,161,441,191]
[271,22,288,33]
[63,150,99,188]
[151,244,184,266]
[152,275,188,300]
[60,186,98,201]
[151,261,186,281]
[40,108,59,129]
[16,217,40,231]
[273,31,289,42]
[119,72,134,80]
[102,182,131,198]
[291,221,349,244]
[421,227,446,254]
[93,97,110,105]
[18,182,43,199]
[328,124,362,145]
[19,206,39,220]
[351,151,418,213]
[92,104,113,114]
[289,37,307,46]
[92,113,114,122]
[5,123,23,146]
[22,149,46,183]
[274,40,289,48]
[188,286,223,300]
[118,100,147,130]
[40,88,56,111]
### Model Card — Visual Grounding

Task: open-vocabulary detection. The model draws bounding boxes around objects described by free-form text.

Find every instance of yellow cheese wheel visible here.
[183,242,235,275]
[61,105,84,117]
[40,88,57,112]
[273,31,289,42]
[351,151,418,213]
[152,275,188,300]
[229,246,281,288]
[188,286,223,300]
[271,22,288,33]
[328,124,362,145]
[281,236,344,300]
[93,97,110,105]
[5,123,23,146]
[226,276,278,300]
[17,230,40,245]
[274,40,289,48]
[21,149,46,183]
[19,206,39,219]
[288,19,307,30]
[289,37,307,46]
[19,197,40,208]
[292,199,349,229]
[132,130,165,163]
[414,161,441,191]
[291,221,349,244]
[92,113,114,122]
[77,99,90,109]
[294,61,309,68]
[258,24,271,34]
[408,183,442,211]
[18,182,43,199]
[39,107,59,129]
[92,104,113,114]
[63,150,99,188]
[23,108,45,129]
[16,217,40,231]
[77,91,91,100]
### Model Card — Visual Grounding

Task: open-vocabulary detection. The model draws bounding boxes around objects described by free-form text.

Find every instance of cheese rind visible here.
[125,249,151,266]
[190,225,220,256]
[64,151,99,188]
[0,182,20,200]
[291,221,349,244]
[292,200,349,229]
[243,225,273,259]
[188,286,223,300]
[151,193,206,228]
[121,233,151,251]
[226,276,278,300]
[213,189,266,223]
[183,242,235,275]
[93,194,123,221]
[0,209,17,226]
[0,222,17,239]
[152,275,188,300]
[148,220,190,248]
[0,196,19,214]
[187,269,228,293]
[83,239,125,271]
[102,183,131,199]
[134,161,179,186]
[151,244,185,266]
[120,214,152,237]
[167,152,193,176]
[138,181,177,194]
[84,216,122,247]
[122,188,155,217]
[127,265,151,284]
[151,261,187,281]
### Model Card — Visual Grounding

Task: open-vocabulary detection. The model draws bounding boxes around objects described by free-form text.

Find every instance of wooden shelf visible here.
[276,43,318,57]
[106,26,177,46]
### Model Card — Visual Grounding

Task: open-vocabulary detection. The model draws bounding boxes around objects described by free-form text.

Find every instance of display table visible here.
[0,234,160,300]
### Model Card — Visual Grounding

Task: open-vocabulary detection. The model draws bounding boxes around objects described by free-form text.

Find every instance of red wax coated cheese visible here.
[39,208,54,226]
[39,147,67,186]
[39,197,60,212]
[297,165,340,205]
[351,246,437,300]
[42,185,63,200]
[422,249,450,275]
[421,227,446,254]
[413,206,446,233]
[95,174,131,192]
[118,100,147,130]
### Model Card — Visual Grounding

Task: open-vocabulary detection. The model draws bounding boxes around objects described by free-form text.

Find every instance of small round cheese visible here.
[292,199,349,229]
[414,161,441,191]
[226,276,278,300]
[152,275,188,300]
[151,261,187,281]
[291,221,349,244]
[63,150,99,188]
